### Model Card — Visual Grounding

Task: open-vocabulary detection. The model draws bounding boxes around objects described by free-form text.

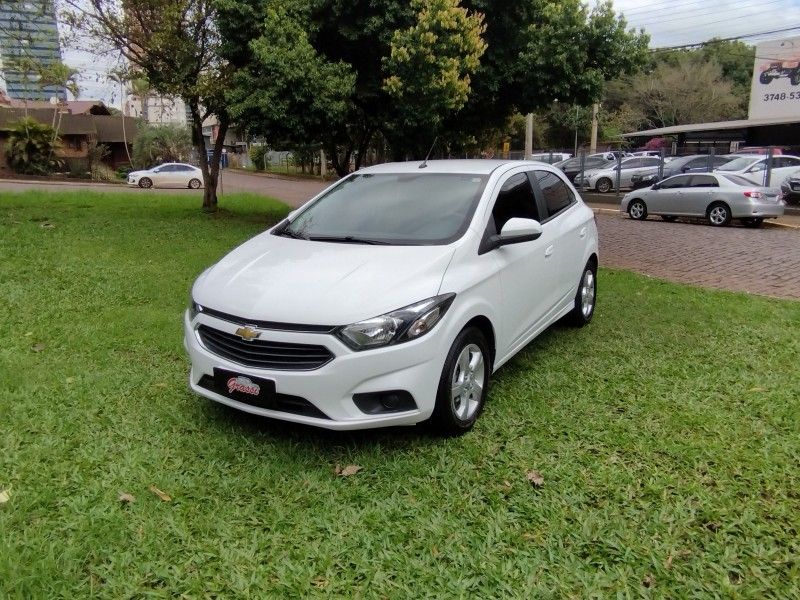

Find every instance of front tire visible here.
[596,177,613,193]
[432,327,491,436]
[138,177,153,189]
[628,199,648,220]
[707,202,732,227]
[566,260,597,327]
[760,72,774,84]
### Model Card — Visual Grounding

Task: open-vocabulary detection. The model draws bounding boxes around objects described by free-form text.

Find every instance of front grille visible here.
[197,325,334,370]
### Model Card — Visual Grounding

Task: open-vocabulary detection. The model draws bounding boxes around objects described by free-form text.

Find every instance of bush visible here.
[116,166,132,179]
[132,124,192,168]
[5,117,62,175]
[249,145,269,170]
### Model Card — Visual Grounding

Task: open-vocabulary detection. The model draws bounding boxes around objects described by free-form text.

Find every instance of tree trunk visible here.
[189,101,229,212]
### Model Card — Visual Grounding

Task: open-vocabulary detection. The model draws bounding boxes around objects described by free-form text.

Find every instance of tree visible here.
[444,0,648,151]
[5,117,62,175]
[62,0,234,211]
[132,124,193,167]
[232,0,646,172]
[621,54,743,129]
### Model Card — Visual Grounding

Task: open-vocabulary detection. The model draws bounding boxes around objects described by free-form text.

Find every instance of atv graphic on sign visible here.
[760,61,800,86]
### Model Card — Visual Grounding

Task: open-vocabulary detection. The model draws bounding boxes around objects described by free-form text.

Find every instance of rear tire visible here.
[741,217,764,228]
[566,260,597,327]
[188,178,202,189]
[138,177,153,189]
[596,178,613,193]
[707,202,732,227]
[628,199,648,220]
[661,215,677,222]
[431,327,491,436]
[790,70,800,86]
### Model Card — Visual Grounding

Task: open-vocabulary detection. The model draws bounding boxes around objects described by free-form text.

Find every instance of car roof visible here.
[356,159,556,176]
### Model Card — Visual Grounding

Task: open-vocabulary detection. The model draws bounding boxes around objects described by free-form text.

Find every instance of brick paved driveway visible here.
[596,212,800,300]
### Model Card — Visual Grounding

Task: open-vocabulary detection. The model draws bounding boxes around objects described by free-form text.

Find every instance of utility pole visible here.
[524,113,533,160]
[589,103,599,155]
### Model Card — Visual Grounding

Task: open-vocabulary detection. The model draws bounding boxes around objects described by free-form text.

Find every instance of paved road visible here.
[0,169,329,207]
[597,212,800,300]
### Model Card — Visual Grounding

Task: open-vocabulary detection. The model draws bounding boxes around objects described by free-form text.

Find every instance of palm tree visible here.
[130,77,152,123]
[108,70,133,165]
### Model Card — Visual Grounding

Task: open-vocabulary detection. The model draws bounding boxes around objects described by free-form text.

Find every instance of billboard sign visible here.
[749,36,800,120]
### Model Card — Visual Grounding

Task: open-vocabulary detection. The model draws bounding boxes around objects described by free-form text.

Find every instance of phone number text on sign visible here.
[762,92,800,102]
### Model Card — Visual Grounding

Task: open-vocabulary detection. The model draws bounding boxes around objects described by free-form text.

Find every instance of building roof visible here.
[622,116,800,138]
[92,115,140,143]
[0,107,138,141]
[0,98,111,115]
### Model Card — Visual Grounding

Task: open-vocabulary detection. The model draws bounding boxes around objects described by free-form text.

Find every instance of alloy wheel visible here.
[450,344,485,422]
[709,205,729,226]
[580,269,596,318]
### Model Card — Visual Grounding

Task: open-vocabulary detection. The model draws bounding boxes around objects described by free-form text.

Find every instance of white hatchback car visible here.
[185,160,598,434]
[127,163,204,189]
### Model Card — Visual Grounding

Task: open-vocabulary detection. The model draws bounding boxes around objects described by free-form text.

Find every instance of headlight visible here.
[336,293,456,351]
[188,298,203,320]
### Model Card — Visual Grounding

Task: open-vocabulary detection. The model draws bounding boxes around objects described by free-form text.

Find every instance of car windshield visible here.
[281,173,488,245]
[717,157,760,171]
[719,174,761,187]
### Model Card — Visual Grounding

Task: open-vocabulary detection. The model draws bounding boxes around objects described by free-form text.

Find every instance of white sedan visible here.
[715,154,800,187]
[574,156,662,192]
[127,163,204,189]
[185,160,598,434]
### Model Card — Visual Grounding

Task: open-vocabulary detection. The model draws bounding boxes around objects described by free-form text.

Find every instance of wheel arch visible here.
[462,315,496,369]
[706,199,731,216]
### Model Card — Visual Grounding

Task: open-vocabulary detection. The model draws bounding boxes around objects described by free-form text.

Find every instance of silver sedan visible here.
[620,173,784,228]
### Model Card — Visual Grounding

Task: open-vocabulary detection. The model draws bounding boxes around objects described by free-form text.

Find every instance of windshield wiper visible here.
[278,228,308,240]
[307,235,391,245]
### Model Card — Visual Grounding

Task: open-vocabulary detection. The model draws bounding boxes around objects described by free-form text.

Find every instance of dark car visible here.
[630,154,734,189]
[553,156,614,182]
[781,174,800,205]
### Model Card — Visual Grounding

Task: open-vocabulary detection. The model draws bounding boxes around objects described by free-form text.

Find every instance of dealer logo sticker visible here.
[227,376,261,396]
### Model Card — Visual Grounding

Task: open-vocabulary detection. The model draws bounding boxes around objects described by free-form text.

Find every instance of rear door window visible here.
[689,175,719,188]
[532,170,575,219]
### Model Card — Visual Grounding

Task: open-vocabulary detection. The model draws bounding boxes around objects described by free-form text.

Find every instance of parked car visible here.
[185,160,598,434]
[574,156,662,192]
[553,156,614,182]
[630,154,735,189]
[127,163,204,189]
[780,173,800,204]
[529,152,572,164]
[715,154,800,187]
[620,172,784,228]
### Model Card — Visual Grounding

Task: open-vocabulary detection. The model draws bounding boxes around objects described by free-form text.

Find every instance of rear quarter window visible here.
[533,171,575,218]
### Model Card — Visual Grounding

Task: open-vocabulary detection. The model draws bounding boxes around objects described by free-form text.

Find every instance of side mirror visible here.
[651,183,661,190]
[479,218,543,254]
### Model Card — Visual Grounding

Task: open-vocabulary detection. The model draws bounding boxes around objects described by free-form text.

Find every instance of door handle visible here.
[545,245,554,258]
[579,227,587,239]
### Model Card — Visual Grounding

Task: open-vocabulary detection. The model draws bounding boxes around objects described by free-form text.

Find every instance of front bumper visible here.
[184,310,445,430]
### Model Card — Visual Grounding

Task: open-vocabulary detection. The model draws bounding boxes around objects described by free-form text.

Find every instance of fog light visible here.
[353,391,416,414]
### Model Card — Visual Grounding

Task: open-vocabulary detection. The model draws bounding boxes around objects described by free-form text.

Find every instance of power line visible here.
[650,25,800,51]
[632,0,786,30]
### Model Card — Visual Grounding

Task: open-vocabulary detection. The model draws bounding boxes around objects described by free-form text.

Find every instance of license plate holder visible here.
[212,368,277,408]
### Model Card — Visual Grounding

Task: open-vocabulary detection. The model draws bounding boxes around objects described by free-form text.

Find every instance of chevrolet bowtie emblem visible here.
[235,326,261,341]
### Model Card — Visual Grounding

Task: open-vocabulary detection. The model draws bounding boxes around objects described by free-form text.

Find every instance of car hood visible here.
[128,170,149,178]
[192,231,458,326]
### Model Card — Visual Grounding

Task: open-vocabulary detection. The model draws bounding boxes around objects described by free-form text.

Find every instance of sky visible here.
[62,0,800,106]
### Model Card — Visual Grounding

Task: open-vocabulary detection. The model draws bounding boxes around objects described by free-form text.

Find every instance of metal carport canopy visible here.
[621,116,800,138]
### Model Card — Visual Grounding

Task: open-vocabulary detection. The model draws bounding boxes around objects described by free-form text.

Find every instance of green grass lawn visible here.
[1,191,799,598]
